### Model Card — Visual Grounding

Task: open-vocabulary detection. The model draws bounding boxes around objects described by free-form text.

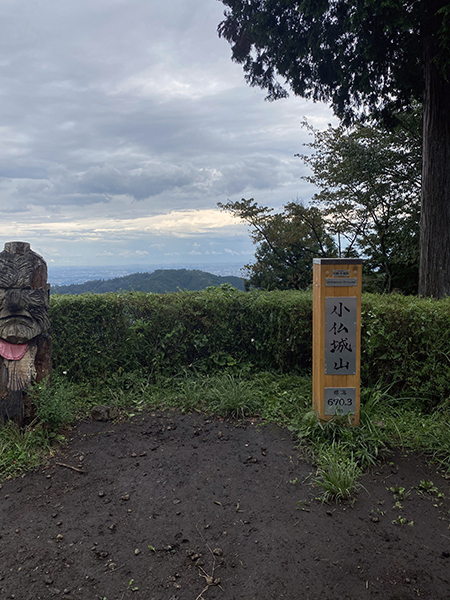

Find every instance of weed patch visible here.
[311,449,362,503]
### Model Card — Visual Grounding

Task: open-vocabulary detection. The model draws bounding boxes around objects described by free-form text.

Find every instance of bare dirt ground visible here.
[1,410,450,600]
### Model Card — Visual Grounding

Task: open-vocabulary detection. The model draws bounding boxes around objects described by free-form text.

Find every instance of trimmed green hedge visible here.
[49,288,450,407]
[361,294,450,407]
[49,287,312,379]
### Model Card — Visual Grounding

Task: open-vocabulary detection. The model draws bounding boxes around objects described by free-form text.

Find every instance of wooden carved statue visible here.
[0,241,51,423]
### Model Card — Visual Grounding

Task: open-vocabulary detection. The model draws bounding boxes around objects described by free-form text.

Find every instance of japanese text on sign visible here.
[325,297,357,375]
[324,387,356,415]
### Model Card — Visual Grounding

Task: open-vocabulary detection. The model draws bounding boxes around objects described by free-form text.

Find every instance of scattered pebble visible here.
[134,548,141,555]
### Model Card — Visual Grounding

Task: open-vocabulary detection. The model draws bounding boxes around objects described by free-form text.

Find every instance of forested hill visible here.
[51,269,245,295]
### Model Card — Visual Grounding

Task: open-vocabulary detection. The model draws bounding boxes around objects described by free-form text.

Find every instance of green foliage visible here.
[361,294,450,409]
[418,480,438,494]
[311,448,362,503]
[0,423,51,481]
[50,287,314,382]
[389,485,411,502]
[300,112,421,294]
[392,515,414,526]
[293,401,388,472]
[50,293,129,380]
[49,289,450,409]
[218,199,337,290]
[217,0,450,301]
[29,377,75,430]
[218,0,426,123]
[206,374,259,419]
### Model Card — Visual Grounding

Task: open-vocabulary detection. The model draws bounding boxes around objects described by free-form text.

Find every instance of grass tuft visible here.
[312,448,362,503]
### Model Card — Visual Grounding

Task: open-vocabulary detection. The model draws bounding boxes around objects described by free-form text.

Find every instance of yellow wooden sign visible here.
[312,258,363,426]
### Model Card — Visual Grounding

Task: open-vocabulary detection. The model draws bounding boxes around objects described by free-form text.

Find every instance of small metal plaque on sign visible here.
[333,269,350,277]
[325,296,357,375]
[326,278,357,287]
[325,387,356,415]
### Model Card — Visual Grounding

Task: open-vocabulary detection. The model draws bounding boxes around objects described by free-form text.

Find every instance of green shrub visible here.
[361,294,450,409]
[49,289,450,409]
[50,287,313,381]
[29,377,75,430]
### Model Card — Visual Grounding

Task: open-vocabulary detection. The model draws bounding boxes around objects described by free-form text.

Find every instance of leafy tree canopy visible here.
[299,108,422,293]
[218,200,337,289]
[218,0,438,123]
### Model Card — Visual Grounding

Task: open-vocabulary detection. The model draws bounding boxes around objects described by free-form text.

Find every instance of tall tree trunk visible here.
[419,5,450,298]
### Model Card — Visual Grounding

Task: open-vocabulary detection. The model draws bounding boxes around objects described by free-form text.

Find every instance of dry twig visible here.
[56,462,85,473]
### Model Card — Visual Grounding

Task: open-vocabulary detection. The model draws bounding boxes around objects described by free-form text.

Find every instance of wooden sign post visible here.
[312,258,362,426]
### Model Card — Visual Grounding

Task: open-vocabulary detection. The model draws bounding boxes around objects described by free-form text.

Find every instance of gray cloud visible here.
[0,0,336,266]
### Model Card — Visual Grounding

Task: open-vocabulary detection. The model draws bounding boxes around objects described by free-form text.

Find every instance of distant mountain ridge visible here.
[51,269,245,295]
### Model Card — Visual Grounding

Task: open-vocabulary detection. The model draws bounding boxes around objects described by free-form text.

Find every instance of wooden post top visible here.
[313,258,363,264]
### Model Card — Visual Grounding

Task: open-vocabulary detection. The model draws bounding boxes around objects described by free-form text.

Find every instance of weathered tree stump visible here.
[0,242,51,424]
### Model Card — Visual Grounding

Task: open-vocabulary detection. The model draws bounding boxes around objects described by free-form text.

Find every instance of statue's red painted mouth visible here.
[0,339,28,360]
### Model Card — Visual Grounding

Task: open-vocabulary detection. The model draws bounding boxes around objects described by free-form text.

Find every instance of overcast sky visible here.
[0,0,336,269]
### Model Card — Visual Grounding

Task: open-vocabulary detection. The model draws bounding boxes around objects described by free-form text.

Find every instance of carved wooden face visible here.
[0,243,50,344]
[0,287,49,344]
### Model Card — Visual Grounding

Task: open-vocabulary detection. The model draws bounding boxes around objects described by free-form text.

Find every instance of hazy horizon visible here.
[47,261,247,286]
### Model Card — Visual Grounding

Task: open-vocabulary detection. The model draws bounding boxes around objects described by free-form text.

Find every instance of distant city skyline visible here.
[0,0,336,268]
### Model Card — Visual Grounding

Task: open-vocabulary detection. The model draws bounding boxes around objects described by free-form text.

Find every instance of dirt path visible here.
[1,410,450,600]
